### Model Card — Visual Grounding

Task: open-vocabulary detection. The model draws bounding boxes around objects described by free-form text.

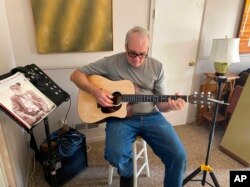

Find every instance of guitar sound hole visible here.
[101,92,122,113]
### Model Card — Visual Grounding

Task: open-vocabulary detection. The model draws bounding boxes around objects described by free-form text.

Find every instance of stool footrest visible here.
[136,148,146,160]
[136,162,147,177]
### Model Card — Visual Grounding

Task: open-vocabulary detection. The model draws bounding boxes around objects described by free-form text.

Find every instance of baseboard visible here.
[78,127,106,143]
[219,145,250,167]
[186,116,197,124]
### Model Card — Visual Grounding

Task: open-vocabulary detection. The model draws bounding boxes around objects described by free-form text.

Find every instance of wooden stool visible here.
[108,137,150,187]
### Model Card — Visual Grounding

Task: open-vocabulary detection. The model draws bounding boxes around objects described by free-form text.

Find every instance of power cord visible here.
[60,96,71,128]
[50,128,84,157]
[29,154,36,187]
[87,145,92,152]
[58,134,83,157]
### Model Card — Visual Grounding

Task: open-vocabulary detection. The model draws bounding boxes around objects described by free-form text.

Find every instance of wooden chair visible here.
[201,85,243,128]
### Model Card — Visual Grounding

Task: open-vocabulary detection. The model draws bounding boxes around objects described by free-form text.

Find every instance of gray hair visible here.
[125,26,150,46]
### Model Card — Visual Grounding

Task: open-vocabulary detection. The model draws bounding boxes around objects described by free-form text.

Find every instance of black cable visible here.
[63,96,71,124]
[58,134,83,157]
[50,129,83,157]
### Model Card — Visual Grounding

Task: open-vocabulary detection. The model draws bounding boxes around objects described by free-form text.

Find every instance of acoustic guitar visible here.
[78,75,215,123]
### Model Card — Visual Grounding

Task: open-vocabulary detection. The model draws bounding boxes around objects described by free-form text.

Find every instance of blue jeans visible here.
[104,111,186,187]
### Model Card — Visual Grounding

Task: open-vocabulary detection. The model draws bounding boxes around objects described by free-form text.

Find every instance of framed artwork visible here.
[220,77,250,166]
[238,0,250,53]
[31,0,113,54]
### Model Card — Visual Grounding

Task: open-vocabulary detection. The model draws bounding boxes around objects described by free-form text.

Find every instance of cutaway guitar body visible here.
[78,75,135,123]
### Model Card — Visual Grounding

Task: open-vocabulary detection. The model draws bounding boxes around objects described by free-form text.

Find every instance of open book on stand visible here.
[0,72,56,130]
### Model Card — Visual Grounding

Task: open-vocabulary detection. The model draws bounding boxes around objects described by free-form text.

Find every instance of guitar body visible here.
[78,75,135,123]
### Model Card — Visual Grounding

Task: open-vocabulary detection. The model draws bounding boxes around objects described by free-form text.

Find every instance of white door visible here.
[151,0,205,125]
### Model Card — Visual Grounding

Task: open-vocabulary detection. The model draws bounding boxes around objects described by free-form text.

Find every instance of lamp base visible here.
[214,62,229,76]
[215,72,225,76]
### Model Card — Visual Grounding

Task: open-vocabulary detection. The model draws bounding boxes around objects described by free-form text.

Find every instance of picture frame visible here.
[31,0,113,54]
[238,0,250,53]
[220,77,250,166]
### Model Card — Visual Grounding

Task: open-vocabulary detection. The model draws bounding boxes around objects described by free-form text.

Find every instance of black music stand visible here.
[0,64,70,187]
[183,76,228,187]
[26,117,58,187]
[43,117,58,187]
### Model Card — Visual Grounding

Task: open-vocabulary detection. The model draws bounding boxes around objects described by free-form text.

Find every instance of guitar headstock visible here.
[188,92,215,106]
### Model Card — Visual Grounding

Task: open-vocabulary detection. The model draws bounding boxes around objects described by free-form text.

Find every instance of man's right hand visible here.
[94,88,113,107]
[70,70,113,107]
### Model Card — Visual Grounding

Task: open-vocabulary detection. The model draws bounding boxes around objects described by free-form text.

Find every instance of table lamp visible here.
[209,38,240,76]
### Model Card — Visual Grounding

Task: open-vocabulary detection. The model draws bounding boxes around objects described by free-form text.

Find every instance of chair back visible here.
[226,85,243,115]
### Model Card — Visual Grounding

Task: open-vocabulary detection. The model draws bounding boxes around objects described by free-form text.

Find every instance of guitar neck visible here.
[122,95,188,103]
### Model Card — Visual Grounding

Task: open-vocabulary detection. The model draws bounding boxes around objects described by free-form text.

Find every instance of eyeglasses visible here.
[127,50,148,59]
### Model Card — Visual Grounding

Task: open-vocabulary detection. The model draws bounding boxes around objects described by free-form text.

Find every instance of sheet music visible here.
[0,72,56,130]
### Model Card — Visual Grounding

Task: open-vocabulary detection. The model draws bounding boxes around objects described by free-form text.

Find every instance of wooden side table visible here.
[204,72,239,99]
[197,72,239,124]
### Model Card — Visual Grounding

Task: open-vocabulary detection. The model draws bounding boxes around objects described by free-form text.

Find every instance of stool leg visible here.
[108,138,150,187]
[108,165,114,185]
[142,140,150,177]
[133,141,137,187]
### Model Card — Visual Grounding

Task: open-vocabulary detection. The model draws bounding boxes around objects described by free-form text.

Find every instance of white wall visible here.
[0,0,14,74]
[195,0,249,85]
[198,0,243,58]
[187,0,250,123]
[0,0,29,186]
[4,0,150,69]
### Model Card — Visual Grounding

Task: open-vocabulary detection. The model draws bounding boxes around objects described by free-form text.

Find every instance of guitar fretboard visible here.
[122,95,188,103]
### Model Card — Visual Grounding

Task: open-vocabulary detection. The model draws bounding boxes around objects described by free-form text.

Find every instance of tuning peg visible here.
[207,92,211,98]
[194,91,198,95]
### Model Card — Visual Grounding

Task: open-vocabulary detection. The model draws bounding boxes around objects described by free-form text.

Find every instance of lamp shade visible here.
[209,38,240,63]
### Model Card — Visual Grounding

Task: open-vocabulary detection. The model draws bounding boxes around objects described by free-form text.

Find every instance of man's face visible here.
[10,83,21,92]
[126,33,149,68]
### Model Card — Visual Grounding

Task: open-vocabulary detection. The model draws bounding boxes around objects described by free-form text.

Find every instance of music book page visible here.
[0,72,56,130]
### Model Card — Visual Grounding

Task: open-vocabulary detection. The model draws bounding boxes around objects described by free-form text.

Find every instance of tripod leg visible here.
[209,171,220,187]
[201,170,207,186]
[183,167,201,185]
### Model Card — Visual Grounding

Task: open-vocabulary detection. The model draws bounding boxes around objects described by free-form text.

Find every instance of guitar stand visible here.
[183,76,227,187]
